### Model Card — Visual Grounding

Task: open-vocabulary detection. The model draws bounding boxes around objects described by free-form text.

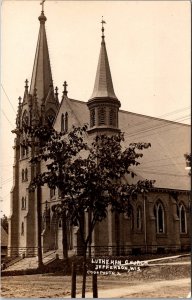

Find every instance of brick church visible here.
[8,7,190,258]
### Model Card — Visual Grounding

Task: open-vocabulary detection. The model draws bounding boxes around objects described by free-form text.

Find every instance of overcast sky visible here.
[1,0,191,216]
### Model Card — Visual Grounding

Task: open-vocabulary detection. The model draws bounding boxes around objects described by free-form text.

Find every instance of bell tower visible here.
[8,3,59,257]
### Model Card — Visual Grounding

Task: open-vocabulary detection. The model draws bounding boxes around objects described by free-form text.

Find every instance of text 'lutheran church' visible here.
[8,4,190,258]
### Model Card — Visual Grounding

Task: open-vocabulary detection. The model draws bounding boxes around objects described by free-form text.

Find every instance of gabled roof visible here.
[56,98,190,191]
[1,226,8,247]
[29,11,53,103]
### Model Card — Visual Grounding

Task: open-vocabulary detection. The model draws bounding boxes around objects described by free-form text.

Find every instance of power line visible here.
[122,115,190,140]
[1,110,15,128]
[1,83,17,114]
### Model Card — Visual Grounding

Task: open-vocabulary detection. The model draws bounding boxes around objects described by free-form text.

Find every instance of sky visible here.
[1,0,191,216]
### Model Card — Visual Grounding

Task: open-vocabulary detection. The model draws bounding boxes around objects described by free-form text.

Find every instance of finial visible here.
[39,0,47,23]
[55,86,58,98]
[63,81,68,96]
[25,79,29,92]
[101,16,106,41]
[18,96,22,105]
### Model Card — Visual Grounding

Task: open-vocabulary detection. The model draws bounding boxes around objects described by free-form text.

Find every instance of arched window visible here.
[136,206,142,230]
[90,109,95,127]
[21,222,24,235]
[61,114,64,131]
[22,169,25,182]
[25,168,28,181]
[98,107,106,125]
[21,197,26,209]
[46,108,56,126]
[22,110,28,127]
[65,112,68,132]
[154,202,165,233]
[179,204,187,233]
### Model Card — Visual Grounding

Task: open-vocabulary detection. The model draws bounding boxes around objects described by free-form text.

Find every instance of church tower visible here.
[87,19,121,134]
[8,6,59,257]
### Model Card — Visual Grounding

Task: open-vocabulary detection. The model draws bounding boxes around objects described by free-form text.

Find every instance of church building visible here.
[8,6,190,258]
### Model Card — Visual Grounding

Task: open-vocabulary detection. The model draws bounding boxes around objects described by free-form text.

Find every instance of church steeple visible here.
[87,18,121,134]
[29,6,53,103]
[90,18,117,100]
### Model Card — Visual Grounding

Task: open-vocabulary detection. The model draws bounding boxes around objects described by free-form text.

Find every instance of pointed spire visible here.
[90,17,117,100]
[29,1,53,103]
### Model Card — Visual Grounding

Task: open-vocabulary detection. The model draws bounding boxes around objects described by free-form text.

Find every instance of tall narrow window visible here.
[21,222,24,235]
[179,204,187,233]
[25,168,28,181]
[65,112,68,132]
[22,169,25,182]
[90,109,95,127]
[98,107,106,125]
[136,206,142,230]
[109,108,116,126]
[154,202,165,233]
[61,113,64,131]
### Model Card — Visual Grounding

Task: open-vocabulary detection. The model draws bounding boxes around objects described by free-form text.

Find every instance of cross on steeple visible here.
[40,0,46,13]
[101,16,106,40]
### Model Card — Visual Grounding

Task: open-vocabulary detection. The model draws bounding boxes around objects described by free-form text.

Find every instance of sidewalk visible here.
[69,278,190,298]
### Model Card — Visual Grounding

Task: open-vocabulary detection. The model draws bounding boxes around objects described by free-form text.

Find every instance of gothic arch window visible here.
[21,222,24,235]
[98,107,106,125]
[179,204,187,233]
[46,108,56,126]
[61,113,64,131]
[25,168,28,181]
[65,112,68,132]
[22,169,25,182]
[22,110,28,127]
[154,201,165,233]
[136,206,142,231]
[90,109,95,127]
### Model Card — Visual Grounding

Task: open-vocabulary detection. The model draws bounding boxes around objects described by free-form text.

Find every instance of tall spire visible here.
[90,17,117,100]
[29,1,53,103]
[87,18,120,134]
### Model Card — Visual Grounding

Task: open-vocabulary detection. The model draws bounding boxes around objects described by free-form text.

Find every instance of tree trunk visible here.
[92,273,98,298]
[37,177,44,270]
[71,262,77,298]
[62,210,68,260]
[81,244,87,298]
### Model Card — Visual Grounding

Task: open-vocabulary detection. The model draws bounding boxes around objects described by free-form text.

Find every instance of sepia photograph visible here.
[1,0,191,298]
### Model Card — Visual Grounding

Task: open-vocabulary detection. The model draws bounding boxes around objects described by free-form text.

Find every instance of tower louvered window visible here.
[109,108,116,126]
[98,107,106,125]
[90,109,95,127]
